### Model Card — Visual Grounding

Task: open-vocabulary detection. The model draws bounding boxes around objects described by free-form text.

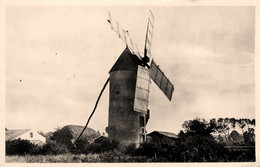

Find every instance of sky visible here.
[5,6,255,134]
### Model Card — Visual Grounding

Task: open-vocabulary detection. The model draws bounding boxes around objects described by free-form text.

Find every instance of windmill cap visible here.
[109,47,142,73]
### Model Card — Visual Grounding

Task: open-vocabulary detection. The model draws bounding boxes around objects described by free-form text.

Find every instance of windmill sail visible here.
[150,59,174,101]
[107,11,142,59]
[134,65,151,113]
[144,10,155,59]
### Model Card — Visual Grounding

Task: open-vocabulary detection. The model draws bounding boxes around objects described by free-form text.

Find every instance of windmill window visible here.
[139,116,145,127]
[115,90,120,95]
[30,132,33,138]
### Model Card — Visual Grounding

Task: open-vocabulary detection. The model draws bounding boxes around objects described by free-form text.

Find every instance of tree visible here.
[229,118,236,129]
[237,119,246,134]
[217,118,224,123]
[177,118,228,162]
[97,130,101,136]
[49,127,62,141]
[251,119,255,126]
[243,128,255,146]
[182,118,216,135]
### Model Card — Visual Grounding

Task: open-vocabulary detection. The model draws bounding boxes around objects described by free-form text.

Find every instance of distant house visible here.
[91,135,108,144]
[54,125,100,147]
[229,130,244,143]
[5,129,46,146]
[147,131,178,143]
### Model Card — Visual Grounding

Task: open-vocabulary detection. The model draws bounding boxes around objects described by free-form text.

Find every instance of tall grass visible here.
[6,153,150,163]
[6,154,100,163]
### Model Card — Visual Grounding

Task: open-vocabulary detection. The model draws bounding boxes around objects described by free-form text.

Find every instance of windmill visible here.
[106,10,174,145]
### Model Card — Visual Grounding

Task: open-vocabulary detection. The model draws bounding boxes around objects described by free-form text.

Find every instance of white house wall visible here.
[14,129,46,144]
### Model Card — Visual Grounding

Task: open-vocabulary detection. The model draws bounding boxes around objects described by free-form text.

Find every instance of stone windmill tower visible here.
[106,10,174,145]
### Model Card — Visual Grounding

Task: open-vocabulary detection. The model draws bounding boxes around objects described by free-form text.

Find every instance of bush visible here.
[6,139,70,156]
[124,143,136,155]
[129,137,179,161]
[226,148,255,162]
[175,135,229,162]
[85,139,119,154]
[70,138,89,154]
[41,141,69,155]
[6,139,39,155]
[132,142,157,158]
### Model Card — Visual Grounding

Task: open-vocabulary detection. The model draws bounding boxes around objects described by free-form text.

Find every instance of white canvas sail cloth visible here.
[134,65,151,113]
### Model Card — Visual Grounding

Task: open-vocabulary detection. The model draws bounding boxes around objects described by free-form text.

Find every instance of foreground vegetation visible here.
[5,143,255,163]
[6,118,255,162]
[6,153,154,163]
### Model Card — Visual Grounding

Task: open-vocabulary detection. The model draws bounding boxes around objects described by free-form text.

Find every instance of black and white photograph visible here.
[1,2,258,165]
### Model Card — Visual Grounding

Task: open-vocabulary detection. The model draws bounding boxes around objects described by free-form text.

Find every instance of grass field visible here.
[6,154,106,163]
[6,152,153,163]
[6,148,255,163]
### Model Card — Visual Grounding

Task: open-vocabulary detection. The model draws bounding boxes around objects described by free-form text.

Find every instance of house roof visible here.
[109,47,142,73]
[5,129,31,141]
[93,135,108,142]
[57,125,99,140]
[55,125,100,146]
[148,131,178,139]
